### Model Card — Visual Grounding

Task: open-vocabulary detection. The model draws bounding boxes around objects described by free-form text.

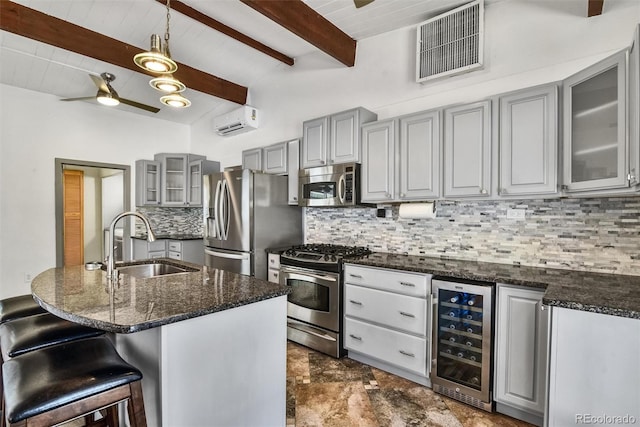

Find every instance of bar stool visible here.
[2,335,146,427]
[0,295,46,324]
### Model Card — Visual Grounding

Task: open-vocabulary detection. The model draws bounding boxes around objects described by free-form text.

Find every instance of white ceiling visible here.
[0,0,481,124]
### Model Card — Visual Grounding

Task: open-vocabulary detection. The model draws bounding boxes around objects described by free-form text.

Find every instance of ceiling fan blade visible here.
[354,0,374,8]
[89,74,110,93]
[60,96,96,102]
[119,98,161,113]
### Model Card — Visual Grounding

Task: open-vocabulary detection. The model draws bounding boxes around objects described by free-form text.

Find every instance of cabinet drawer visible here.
[268,268,280,284]
[344,265,430,297]
[148,251,166,259]
[345,318,428,377]
[148,240,167,252]
[268,253,280,269]
[168,251,181,260]
[345,285,427,336]
[168,241,182,252]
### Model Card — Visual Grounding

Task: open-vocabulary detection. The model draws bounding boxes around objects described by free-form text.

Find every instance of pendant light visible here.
[134,0,190,108]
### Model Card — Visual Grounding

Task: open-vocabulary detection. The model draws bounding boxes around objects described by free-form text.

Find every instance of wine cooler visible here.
[431,278,495,412]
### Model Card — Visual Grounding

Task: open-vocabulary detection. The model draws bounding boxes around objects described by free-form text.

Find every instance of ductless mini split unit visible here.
[213,105,259,136]
[416,0,484,83]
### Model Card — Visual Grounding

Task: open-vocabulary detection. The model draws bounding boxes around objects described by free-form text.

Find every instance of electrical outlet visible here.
[24,273,33,283]
[506,208,526,220]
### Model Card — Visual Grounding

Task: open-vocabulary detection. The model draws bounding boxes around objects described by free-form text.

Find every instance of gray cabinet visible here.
[267,253,280,284]
[494,284,548,426]
[361,111,441,203]
[241,148,262,172]
[287,139,300,205]
[135,160,161,206]
[630,24,640,188]
[133,238,204,264]
[301,107,377,168]
[443,101,492,198]
[499,85,558,197]
[547,307,640,426]
[562,50,629,192]
[154,153,219,207]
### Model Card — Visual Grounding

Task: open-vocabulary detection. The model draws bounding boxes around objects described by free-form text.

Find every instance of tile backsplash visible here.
[305,197,640,276]
[135,207,203,235]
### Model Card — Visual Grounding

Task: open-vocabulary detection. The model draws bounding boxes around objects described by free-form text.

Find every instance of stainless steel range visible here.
[280,244,371,358]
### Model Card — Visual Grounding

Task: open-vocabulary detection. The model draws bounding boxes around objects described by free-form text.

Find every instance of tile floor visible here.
[286,341,534,427]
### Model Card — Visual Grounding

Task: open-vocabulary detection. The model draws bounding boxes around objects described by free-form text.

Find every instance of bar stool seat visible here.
[3,336,146,426]
[0,295,46,324]
[0,313,104,360]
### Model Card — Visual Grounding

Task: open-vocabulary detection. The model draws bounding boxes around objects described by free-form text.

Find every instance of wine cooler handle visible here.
[429,293,436,372]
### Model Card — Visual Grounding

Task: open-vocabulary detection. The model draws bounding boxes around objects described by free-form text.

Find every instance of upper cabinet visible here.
[287,139,300,205]
[135,160,161,206]
[241,148,262,172]
[361,110,441,203]
[630,24,640,188]
[443,101,492,198]
[301,107,377,168]
[498,85,558,197]
[562,50,629,193]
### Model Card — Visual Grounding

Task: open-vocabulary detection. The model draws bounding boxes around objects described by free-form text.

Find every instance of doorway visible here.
[55,159,131,268]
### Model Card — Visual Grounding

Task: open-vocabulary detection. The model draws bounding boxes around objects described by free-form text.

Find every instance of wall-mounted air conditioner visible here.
[213,105,259,136]
[416,0,484,83]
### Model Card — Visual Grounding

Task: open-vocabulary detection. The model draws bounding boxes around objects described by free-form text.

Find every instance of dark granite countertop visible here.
[133,233,203,240]
[31,259,289,334]
[346,252,640,320]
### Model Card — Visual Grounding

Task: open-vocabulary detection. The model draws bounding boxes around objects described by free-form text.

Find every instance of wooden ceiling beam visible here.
[0,0,247,105]
[588,0,604,17]
[157,0,294,66]
[239,0,356,67]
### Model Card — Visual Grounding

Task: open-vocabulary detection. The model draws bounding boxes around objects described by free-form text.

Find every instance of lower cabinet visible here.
[494,284,548,426]
[547,307,640,427]
[267,253,280,284]
[133,238,204,265]
[343,264,432,385]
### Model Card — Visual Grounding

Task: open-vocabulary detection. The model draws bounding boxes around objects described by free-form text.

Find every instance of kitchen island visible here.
[31,259,289,427]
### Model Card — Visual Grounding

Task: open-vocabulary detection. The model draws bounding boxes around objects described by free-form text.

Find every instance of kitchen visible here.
[1,0,640,426]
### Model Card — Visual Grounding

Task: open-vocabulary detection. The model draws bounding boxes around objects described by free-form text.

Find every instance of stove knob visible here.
[331,255,337,262]
[324,254,330,261]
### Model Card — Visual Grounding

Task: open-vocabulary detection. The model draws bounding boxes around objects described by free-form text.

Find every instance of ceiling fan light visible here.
[160,93,191,108]
[133,34,178,73]
[150,75,186,93]
[96,91,119,106]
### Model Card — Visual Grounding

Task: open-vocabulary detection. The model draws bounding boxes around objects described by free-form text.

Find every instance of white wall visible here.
[0,84,190,298]
[191,0,640,167]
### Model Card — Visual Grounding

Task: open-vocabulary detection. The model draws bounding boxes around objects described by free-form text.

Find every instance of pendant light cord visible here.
[164,0,172,59]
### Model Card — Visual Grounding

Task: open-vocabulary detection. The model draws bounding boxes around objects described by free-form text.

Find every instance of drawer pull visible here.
[399,311,415,318]
[349,334,362,341]
[399,281,415,287]
[349,274,363,279]
[349,300,363,306]
[399,350,415,358]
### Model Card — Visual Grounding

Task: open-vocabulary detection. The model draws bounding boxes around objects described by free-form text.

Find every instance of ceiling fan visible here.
[61,72,160,113]
[354,0,375,8]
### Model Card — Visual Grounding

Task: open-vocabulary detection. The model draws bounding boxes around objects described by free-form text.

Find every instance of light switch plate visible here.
[506,208,526,220]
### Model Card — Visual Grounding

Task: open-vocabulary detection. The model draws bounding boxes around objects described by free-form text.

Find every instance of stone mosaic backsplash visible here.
[305,197,640,276]
[135,207,203,236]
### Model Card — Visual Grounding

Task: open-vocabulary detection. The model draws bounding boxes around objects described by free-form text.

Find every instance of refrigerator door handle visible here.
[205,249,250,261]
[214,180,222,240]
[221,179,230,240]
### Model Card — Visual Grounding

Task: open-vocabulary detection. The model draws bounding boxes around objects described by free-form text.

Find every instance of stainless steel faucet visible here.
[106,211,156,282]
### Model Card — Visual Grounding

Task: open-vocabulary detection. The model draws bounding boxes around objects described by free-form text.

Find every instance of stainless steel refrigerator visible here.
[203,168,303,280]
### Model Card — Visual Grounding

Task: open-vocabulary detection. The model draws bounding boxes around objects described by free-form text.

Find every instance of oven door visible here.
[280,265,340,332]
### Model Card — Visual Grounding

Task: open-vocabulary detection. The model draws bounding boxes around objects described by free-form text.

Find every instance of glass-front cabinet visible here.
[562,50,628,192]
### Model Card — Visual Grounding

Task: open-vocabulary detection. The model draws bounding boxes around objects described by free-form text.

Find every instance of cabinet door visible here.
[562,50,628,192]
[361,120,396,203]
[330,109,360,164]
[630,25,640,187]
[187,161,203,206]
[287,139,300,205]
[135,160,161,206]
[444,101,491,198]
[495,285,548,418]
[242,148,263,172]
[263,142,288,174]
[301,116,329,168]
[499,86,558,196]
[399,110,441,200]
[158,154,188,206]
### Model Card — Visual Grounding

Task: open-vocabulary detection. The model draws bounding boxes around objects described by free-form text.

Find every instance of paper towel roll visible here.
[398,202,436,219]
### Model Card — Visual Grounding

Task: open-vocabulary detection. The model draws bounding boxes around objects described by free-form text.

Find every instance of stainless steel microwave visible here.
[298,163,360,207]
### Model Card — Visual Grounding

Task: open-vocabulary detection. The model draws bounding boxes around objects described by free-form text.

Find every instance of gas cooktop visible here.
[281,243,371,271]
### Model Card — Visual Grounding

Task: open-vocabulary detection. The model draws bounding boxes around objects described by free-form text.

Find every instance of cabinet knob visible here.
[628,173,637,184]
[399,193,405,198]
[500,188,507,194]
[293,197,297,201]
[480,188,487,195]
[321,160,326,165]
[385,193,391,198]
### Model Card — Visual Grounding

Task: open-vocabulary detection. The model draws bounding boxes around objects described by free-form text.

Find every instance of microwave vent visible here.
[416,0,484,83]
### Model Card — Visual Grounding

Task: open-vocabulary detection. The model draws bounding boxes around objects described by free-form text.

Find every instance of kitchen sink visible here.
[116,262,196,279]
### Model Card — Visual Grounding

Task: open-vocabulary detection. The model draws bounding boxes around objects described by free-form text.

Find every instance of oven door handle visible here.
[280,267,338,283]
[287,321,337,342]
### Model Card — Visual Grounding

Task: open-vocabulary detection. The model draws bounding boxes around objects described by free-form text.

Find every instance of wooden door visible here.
[63,169,84,266]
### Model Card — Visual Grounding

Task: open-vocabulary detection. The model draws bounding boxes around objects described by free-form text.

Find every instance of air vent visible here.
[416,0,484,83]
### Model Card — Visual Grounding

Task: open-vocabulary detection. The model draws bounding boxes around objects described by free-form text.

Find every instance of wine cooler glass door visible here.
[432,280,494,405]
